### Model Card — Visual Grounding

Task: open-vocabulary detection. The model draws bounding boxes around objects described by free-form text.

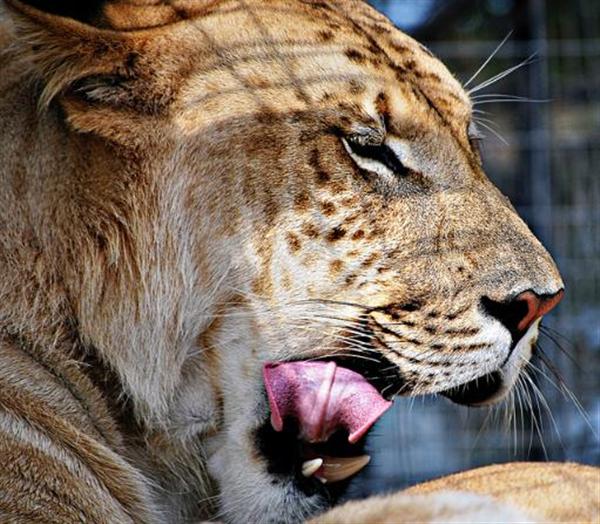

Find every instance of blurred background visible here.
[352,0,600,497]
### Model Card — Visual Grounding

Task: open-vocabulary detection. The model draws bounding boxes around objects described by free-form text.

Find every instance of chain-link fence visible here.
[356,0,599,498]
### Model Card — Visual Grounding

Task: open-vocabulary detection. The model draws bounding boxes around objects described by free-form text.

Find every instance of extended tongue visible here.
[263,361,392,444]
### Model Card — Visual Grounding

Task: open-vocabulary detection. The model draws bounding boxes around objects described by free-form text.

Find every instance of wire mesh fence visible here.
[356,0,599,497]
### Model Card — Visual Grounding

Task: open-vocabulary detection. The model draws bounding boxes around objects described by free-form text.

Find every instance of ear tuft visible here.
[72,74,130,102]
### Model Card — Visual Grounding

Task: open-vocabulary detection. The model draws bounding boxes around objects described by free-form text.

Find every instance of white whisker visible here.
[471,93,541,101]
[469,53,537,95]
[527,359,598,437]
[474,119,509,145]
[473,98,550,105]
[464,31,513,89]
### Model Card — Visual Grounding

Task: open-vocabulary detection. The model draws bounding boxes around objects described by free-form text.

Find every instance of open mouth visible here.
[256,359,506,497]
[256,361,392,494]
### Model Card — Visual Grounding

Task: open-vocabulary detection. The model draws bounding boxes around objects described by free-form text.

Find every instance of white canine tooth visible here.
[301,458,324,478]
[318,455,371,483]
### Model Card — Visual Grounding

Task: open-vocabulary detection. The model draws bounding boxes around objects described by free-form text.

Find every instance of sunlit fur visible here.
[317,462,600,523]
[0,0,570,522]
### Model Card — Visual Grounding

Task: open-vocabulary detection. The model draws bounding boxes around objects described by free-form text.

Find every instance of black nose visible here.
[481,289,564,341]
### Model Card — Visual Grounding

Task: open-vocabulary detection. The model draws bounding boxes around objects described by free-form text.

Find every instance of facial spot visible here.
[329,259,344,276]
[301,222,319,239]
[344,273,357,286]
[348,80,366,95]
[317,29,334,42]
[315,171,331,185]
[351,229,365,241]
[293,192,310,212]
[360,252,379,269]
[341,196,359,207]
[320,201,337,216]
[345,48,366,64]
[286,232,302,253]
[326,226,346,242]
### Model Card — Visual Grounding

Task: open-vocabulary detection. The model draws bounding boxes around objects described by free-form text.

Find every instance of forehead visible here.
[174,0,472,134]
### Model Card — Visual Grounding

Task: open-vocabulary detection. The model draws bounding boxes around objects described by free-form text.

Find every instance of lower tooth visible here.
[301,458,324,477]
[318,455,371,483]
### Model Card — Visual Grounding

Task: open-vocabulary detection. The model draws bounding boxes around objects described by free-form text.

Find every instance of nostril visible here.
[481,296,530,341]
[514,291,543,333]
[481,289,564,342]
[514,289,564,332]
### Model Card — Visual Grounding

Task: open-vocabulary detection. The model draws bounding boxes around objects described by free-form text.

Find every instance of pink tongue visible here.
[263,361,392,444]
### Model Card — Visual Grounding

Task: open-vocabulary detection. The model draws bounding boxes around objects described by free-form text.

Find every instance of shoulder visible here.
[0,335,160,524]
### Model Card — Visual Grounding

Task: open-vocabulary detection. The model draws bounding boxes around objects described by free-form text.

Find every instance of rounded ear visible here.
[4,0,206,135]
[4,0,181,118]
[4,0,134,110]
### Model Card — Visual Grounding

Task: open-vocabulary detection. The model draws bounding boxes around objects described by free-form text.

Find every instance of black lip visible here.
[310,352,404,401]
[440,370,503,406]
[255,419,363,500]
[256,351,396,500]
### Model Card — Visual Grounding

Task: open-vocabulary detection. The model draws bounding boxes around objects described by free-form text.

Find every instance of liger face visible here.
[0,0,566,522]
[168,0,565,521]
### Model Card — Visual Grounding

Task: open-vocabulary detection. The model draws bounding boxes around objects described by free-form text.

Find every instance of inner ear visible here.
[70,74,133,105]
[11,0,106,25]
[6,0,174,116]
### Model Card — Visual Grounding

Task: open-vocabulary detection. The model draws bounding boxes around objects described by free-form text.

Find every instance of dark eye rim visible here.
[344,139,410,177]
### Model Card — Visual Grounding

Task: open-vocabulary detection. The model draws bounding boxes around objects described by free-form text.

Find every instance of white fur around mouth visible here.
[446,319,541,407]
[479,319,540,406]
[440,319,541,407]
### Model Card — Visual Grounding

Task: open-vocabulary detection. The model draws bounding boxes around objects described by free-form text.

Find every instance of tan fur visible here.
[316,462,600,523]
[0,0,592,522]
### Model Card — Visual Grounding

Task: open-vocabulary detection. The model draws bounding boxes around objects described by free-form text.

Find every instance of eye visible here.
[342,137,410,178]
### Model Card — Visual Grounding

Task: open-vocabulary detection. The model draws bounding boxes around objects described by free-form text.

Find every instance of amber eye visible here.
[342,137,410,179]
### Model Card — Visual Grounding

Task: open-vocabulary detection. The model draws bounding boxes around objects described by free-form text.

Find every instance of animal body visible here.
[315,462,600,523]
[0,0,596,523]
